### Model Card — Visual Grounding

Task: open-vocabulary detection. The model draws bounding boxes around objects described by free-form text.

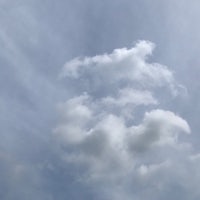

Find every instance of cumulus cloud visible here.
[53,41,199,199]
[127,109,190,154]
[61,40,177,97]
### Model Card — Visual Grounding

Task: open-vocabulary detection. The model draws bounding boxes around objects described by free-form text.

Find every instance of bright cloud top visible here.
[61,41,178,96]
[55,41,194,199]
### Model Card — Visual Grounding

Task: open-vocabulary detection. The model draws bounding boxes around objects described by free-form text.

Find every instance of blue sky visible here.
[1,0,200,199]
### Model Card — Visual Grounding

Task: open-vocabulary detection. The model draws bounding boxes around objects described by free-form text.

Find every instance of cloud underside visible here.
[53,41,200,199]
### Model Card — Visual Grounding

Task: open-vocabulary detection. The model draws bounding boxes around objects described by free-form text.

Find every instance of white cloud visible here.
[54,94,93,145]
[61,40,177,97]
[53,41,200,199]
[127,109,190,154]
[102,88,157,106]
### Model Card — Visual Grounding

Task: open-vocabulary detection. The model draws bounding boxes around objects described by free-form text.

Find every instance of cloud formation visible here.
[55,41,195,199]
[2,1,200,199]
[61,41,176,93]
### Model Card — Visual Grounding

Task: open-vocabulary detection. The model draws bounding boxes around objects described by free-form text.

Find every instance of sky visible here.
[1,0,200,199]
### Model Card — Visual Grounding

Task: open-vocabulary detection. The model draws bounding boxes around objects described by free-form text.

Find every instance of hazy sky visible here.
[1,0,200,199]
